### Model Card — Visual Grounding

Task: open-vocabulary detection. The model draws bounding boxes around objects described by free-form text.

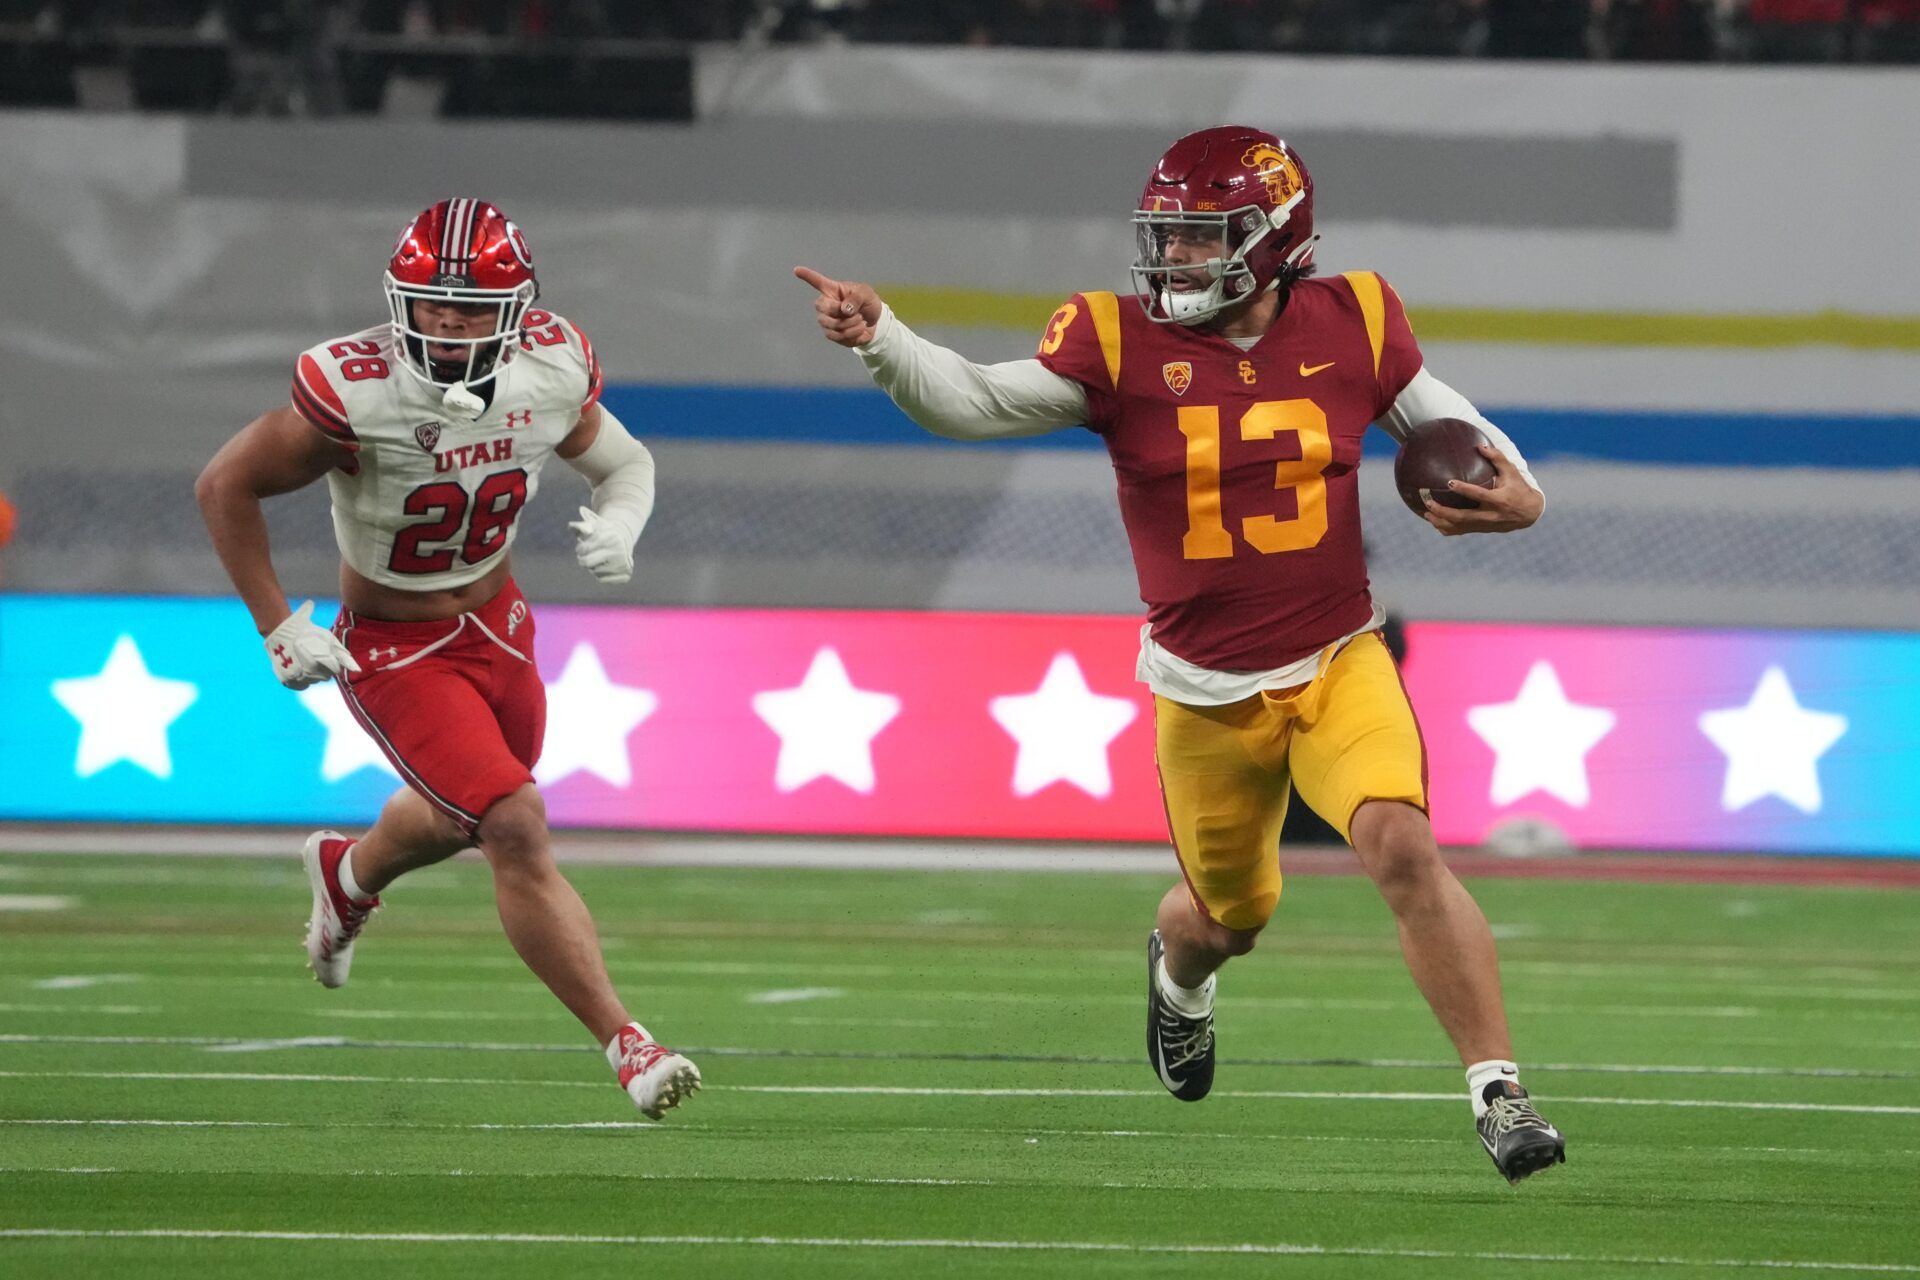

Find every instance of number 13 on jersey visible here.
[1178,398,1331,559]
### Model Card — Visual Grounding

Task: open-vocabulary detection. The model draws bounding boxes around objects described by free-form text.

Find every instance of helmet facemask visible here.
[383,272,539,390]
[1131,188,1310,327]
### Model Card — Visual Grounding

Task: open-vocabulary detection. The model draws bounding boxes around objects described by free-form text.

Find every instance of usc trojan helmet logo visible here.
[1240,142,1303,207]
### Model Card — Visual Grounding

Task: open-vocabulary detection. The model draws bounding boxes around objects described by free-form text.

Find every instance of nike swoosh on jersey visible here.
[1299,361,1335,377]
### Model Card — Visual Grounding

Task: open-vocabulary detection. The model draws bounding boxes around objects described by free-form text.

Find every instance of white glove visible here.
[569,505,637,584]
[263,600,361,690]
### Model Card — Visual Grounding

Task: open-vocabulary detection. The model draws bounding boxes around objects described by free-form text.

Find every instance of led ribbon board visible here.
[2,597,1912,856]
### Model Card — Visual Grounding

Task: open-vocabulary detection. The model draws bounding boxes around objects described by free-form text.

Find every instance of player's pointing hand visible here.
[794,265,883,348]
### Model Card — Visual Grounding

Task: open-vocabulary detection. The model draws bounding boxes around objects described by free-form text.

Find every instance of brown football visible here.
[1394,417,1496,515]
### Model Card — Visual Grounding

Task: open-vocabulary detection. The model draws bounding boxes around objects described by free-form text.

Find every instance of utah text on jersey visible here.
[290,308,604,590]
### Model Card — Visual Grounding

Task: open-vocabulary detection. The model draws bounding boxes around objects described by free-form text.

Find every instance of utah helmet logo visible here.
[1162,362,1193,396]
[504,220,535,270]
[1240,142,1303,206]
[413,421,441,452]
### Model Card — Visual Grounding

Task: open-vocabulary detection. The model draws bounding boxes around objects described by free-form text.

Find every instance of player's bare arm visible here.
[195,405,354,634]
[1423,443,1544,536]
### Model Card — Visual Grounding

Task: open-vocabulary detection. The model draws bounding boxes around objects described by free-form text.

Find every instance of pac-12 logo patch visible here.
[506,599,529,637]
[414,422,441,452]
[1162,362,1193,396]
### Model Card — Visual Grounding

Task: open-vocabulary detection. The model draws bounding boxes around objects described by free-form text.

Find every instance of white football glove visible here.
[263,600,361,690]
[569,505,637,585]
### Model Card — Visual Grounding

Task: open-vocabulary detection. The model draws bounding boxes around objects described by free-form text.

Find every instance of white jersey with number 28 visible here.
[288,308,604,591]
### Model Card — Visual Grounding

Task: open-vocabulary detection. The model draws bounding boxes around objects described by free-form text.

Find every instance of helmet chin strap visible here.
[441,382,487,421]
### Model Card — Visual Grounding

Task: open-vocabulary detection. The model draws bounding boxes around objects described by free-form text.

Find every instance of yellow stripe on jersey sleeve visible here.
[1084,290,1124,390]
[1342,271,1387,379]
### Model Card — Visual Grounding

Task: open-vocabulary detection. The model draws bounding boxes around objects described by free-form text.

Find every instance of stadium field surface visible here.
[2,851,1917,1279]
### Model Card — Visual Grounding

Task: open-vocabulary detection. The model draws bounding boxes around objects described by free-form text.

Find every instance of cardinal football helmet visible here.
[383,198,540,389]
[1131,127,1317,326]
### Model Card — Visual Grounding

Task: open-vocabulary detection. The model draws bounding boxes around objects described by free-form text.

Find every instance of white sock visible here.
[1466,1059,1520,1117]
[336,843,373,903]
[1155,957,1216,1018]
[605,1022,649,1070]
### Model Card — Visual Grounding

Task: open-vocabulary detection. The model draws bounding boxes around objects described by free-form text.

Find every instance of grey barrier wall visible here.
[1,47,1916,629]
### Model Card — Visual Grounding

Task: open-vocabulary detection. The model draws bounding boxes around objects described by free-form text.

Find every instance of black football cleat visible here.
[1146,930,1215,1102]
[1477,1080,1566,1184]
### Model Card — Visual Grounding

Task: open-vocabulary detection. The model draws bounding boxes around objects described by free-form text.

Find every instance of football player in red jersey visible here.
[797,127,1563,1182]
[196,199,700,1119]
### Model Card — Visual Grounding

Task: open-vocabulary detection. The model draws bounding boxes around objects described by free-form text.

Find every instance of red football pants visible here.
[332,578,545,835]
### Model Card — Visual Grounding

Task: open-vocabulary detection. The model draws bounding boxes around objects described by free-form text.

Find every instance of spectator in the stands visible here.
[1857,0,1920,58]
[1468,0,1598,56]
[1606,0,1717,58]
[0,489,16,586]
[1743,0,1849,59]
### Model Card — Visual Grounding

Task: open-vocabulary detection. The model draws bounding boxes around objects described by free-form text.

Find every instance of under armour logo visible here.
[274,644,291,669]
[368,645,399,663]
[504,408,533,429]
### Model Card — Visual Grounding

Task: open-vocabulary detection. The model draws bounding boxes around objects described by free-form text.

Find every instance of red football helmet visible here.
[1131,126,1316,326]
[384,198,540,388]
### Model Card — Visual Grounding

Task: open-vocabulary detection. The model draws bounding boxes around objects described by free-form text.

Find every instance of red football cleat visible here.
[302,830,378,989]
[607,1022,701,1119]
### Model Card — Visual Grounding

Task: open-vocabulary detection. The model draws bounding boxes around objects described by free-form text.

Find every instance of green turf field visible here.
[2,850,1918,1278]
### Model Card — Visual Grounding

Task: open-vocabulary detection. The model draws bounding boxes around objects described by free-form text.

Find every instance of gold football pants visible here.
[1153,630,1429,932]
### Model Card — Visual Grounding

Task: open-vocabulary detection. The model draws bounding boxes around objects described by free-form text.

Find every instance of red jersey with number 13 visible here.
[1035,272,1423,670]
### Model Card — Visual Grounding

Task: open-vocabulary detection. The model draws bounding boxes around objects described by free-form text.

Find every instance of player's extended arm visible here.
[558,402,655,585]
[793,266,1087,440]
[1378,368,1544,536]
[195,406,354,634]
[196,406,362,688]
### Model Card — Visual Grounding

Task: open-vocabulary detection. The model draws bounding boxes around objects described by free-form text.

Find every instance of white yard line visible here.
[29,976,140,990]
[18,941,1918,987]
[0,1228,1913,1272]
[204,1038,350,1054]
[7,970,1912,1022]
[0,1071,1915,1115]
[0,828,1178,873]
[730,1086,1920,1115]
[5,1117,1915,1158]
[3,1032,1917,1081]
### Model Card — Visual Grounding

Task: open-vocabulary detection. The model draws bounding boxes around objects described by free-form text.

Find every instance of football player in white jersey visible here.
[195,198,699,1119]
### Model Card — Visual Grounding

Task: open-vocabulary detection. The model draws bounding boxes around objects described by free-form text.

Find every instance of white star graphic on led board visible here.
[535,643,658,789]
[1698,666,1848,815]
[298,686,399,784]
[49,635,200,780]
[752,647,901,795]
[989,652,1138,799]
[1466,661,1616,808]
